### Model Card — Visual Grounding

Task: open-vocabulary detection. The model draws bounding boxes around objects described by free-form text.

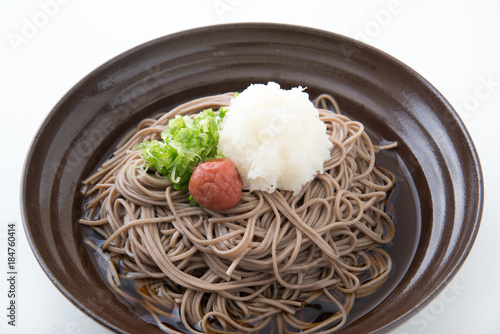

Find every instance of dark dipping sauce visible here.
[80,102,421,334]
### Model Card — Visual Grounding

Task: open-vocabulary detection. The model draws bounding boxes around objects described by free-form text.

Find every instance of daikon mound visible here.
[217,82,332,194]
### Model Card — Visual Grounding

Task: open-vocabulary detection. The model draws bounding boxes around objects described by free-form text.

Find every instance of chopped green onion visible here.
[136,107,227,190]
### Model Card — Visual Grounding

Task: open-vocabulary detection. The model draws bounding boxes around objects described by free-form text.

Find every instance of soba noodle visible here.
[80,92,396,334]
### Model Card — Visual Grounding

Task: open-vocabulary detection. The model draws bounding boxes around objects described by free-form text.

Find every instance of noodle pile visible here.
[80,92,396,334]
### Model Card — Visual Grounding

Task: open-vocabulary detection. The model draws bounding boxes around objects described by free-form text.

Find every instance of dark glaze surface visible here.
[21,23,483,334]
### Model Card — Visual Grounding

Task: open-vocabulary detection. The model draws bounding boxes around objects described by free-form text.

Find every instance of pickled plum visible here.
[188,159,242,210]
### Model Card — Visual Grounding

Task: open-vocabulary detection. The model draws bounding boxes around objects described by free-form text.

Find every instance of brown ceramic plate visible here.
[21,23,483,333]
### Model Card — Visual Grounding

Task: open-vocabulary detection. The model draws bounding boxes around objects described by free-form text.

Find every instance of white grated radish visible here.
[217,82,332,194]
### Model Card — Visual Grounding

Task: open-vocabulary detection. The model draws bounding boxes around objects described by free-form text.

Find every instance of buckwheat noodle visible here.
[80,92,396,334]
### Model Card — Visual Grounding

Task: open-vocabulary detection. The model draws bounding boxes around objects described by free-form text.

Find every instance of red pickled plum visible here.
[188,158,242,210]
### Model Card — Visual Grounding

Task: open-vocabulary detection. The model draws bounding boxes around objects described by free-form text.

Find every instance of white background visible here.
[1,0,500,333]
